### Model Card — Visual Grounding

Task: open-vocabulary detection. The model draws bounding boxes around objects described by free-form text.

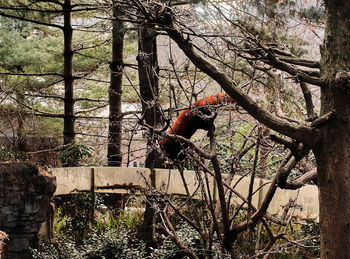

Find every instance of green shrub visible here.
[0,145,27,161]
[32,228,148,259]
[59,142,94,167]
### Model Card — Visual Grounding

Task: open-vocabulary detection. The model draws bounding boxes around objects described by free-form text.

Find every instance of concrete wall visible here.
[51,167,319,220]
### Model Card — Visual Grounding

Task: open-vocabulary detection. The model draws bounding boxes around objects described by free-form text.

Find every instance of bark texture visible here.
[137,25,164,168]
[137,25,165,247]
[63,0,75,145]
[107,7,125,166]
[316,1,350,258]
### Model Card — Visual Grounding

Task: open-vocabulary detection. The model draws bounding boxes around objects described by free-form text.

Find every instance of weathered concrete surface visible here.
[228,176,265,210]
[230,176,319,220]
[154,169,212,199]
[0,163,56,259]
[53,167,151,195]
[94,167,151,194]
[53,167,91,195]
[51,167,319,220]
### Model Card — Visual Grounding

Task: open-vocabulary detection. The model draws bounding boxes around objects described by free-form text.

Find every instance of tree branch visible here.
[282,169,317,190]
[0,72,63,77]
[300,82,318,121]
[279,56,320,69]
[162,208,200,259]
[224,151,300,247]
[0,11,63,29]
[162,18,320,146]
[271,49,320,69]
[264,51,325,87]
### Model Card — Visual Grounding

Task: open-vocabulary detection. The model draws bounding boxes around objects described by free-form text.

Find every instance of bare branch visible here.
[194,158,286,226]
[264,51,325,87]
[208,125,231,244]
[300,82,318,121]
[224,148,308,247]
[269,48,320,69]
[282,169,317,189]
[310,110,335,127]
[162,19,320,146]
[162,209,200,259]
[0,11,63,29]
[0,72,63,77]
[279,56,320,69]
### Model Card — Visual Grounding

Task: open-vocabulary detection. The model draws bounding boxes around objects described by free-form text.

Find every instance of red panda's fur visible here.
[160,92,234,159]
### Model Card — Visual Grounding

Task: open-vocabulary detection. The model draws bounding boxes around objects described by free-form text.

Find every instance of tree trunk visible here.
[15,92,26,154]
[315,1,350,258]
[107,6,124,166]
[63,0,75,145]
[137,25,164,168]
[137,25,165,247]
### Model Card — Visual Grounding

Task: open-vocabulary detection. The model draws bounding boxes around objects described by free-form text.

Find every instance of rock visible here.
[0,162,56,259]
[0,231,8,259]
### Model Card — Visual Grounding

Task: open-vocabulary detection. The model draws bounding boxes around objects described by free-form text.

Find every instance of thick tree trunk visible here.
[63,0,75,145]
[315,129,350,258]
[316,1,350,258]
[137,25,165,247]
[137,25,164,168]
[107,7,124,166]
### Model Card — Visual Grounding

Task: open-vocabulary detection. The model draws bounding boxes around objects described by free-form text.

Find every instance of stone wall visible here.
[0,162,56,259]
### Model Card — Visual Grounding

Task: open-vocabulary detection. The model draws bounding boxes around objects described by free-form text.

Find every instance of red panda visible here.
[160,92,234,159]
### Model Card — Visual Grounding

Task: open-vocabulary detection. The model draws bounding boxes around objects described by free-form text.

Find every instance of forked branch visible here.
[160,16,319,146]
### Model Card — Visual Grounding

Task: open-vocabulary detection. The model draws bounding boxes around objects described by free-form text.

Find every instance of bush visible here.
[59,142,93,167]
[0,145,27,161]
[32,228,148,259]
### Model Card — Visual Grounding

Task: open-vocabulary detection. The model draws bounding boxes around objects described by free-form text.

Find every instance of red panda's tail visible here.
[192,92,233,107]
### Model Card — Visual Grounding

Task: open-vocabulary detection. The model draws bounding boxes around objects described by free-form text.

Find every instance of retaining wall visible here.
[52,167,319,220]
